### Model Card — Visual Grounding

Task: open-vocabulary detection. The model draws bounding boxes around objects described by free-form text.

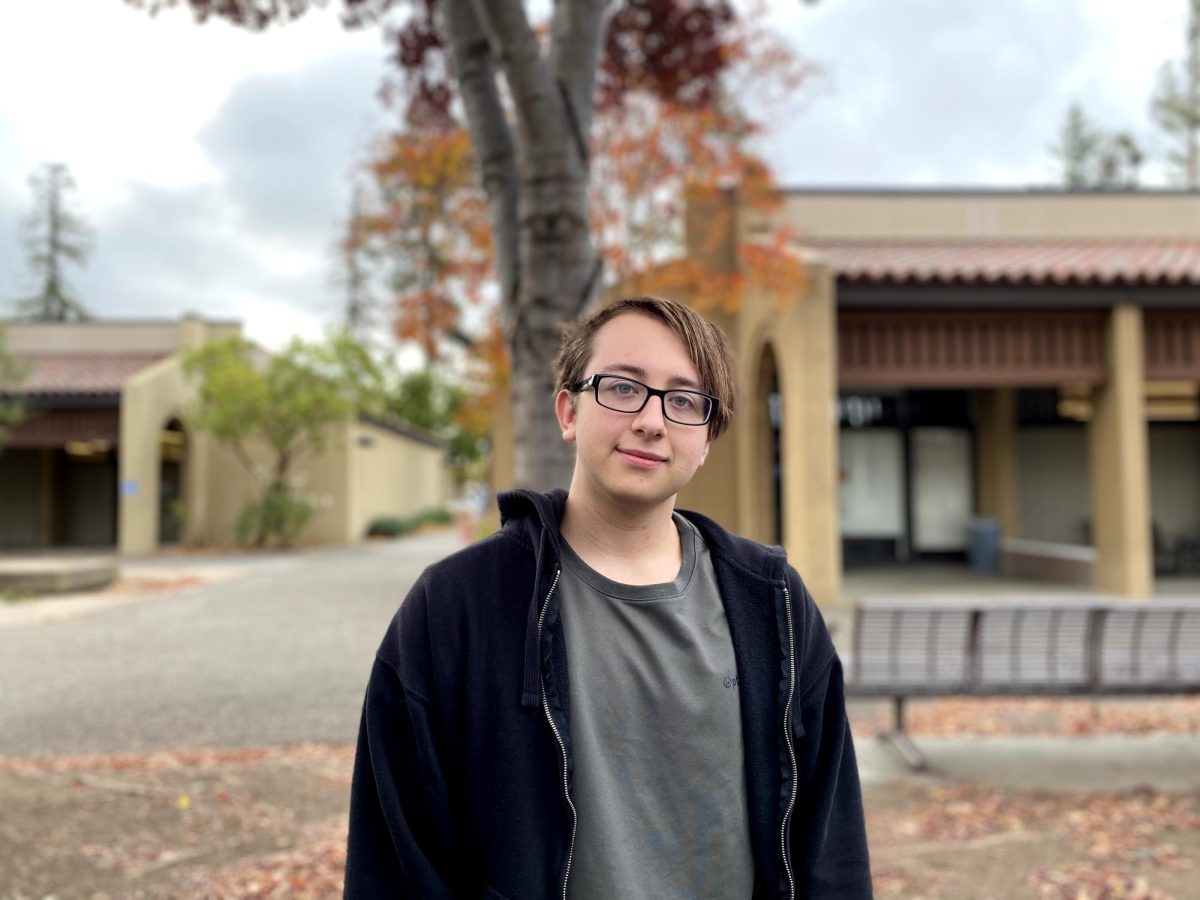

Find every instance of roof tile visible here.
[804,239,1200,286]
[12,353,169,395]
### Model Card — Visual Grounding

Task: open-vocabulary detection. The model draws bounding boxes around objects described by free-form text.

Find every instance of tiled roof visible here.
[12,353,169,396]
[804,239,1200,286]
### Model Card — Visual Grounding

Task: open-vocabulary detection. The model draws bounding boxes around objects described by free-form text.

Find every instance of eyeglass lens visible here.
[595,376,711,425]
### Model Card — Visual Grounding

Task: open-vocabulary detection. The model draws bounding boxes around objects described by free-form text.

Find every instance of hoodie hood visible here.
[499,488,567,542]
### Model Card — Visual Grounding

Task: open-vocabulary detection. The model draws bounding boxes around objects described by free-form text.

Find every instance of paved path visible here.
[0,531,459,757]
[856,734,1200,793]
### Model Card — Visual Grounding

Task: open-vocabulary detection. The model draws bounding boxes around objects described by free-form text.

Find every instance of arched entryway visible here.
[748,342,782,546]
[158,419,187,546]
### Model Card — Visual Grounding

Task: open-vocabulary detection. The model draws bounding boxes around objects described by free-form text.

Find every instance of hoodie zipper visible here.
[537,568,576,900]
[780,585,798,900]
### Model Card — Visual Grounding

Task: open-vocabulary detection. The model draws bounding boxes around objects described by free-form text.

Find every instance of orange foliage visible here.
[589,0,812,312]
[356,127,491,363]
[451,315,508,441]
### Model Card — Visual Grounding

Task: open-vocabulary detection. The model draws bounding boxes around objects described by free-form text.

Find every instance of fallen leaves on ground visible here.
[111,574,205,594]
[177,820,347,899]
[3,727,1197,899]
[0,743,354,898]
[869,783,1199,898]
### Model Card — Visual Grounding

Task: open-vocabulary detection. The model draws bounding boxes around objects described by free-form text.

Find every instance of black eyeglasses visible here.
[572,374,718,426]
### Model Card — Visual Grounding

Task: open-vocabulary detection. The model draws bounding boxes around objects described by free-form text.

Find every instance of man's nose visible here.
[631,393,667,434]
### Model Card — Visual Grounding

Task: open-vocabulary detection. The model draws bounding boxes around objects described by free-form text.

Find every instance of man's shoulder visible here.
[678,507,788,582]
[419,525,537,593]
[380,527,537,665]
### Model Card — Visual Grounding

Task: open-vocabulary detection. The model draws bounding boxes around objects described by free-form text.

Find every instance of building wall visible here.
[6,316,241,355]
[193,419,447,547]
[348,421,448,539]
[1017,426,1091,544]
[195,422,351,547]
[757,190,1200,240]
[119,356,191,555]
[1149,424,1200,540]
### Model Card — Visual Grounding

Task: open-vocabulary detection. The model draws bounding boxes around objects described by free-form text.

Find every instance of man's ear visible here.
[555,389,578,443]
[698,440,711,467]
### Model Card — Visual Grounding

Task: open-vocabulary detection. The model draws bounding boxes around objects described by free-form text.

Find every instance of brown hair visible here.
[553,295,737,439]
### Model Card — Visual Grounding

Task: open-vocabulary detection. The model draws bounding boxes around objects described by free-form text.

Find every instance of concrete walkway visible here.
[0,529,462,757]
[857,733,1200,793]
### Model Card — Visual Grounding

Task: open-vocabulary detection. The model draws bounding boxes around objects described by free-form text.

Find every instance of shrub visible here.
[235,484,315,548]
[366,508,452,539]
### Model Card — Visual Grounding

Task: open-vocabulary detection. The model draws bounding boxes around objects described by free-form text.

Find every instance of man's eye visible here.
[608,380,638,395]
[670,394,699,410]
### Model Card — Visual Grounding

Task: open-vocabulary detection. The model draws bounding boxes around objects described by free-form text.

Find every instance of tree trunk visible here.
[445,0,608,491]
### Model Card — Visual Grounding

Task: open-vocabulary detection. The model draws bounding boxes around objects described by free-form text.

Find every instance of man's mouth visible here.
[617,447,668,467]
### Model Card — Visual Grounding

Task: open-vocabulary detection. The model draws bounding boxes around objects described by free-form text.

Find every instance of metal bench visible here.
[845,597,1200,769]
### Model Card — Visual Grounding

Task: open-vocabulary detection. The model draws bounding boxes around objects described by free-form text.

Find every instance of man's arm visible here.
[787,573,874,898]
[344,592,459,898]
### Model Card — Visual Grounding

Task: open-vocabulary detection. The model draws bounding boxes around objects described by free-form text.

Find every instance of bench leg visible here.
[877,696,928,770]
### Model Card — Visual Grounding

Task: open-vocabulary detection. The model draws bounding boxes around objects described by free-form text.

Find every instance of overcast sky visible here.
[0,0,1189,350]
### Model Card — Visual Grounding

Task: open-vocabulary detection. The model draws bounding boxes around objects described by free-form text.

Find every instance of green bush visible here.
[235,484,315,548]
[366,508,452,539]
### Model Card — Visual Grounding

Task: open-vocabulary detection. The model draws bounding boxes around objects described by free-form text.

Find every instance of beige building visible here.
[0,316,448,555]
[676,188,1200,604]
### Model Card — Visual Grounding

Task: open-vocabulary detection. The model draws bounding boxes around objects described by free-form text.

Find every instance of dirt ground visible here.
[2,699,1199,899]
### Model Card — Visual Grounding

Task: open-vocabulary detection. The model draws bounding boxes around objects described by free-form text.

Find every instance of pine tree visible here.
[1151,0,1200,186]
[1051,104,1143,189]
[15,163,93,321]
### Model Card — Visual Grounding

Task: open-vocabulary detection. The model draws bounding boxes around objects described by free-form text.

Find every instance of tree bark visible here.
[444,0,608,490]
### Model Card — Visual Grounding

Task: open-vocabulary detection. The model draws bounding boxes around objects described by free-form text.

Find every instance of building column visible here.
[1088,303,1152,596]
[777,263,842,606]
[975,388,1019,539]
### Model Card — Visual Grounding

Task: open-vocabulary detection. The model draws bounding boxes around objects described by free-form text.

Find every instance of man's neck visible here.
[558,486,682,586]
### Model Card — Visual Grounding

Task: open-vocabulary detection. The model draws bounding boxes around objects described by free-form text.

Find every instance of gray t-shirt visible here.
[558,515,754,900]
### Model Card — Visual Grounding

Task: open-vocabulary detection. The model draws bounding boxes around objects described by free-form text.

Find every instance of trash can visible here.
[968,518,1001,572]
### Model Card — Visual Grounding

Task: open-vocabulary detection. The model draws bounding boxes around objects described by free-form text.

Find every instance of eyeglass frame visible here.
[570,373,720,426]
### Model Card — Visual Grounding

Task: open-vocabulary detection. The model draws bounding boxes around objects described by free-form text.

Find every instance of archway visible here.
[158,419,187,546]
[748,342,783,546]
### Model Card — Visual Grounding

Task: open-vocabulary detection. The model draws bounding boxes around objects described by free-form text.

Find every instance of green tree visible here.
[14,162,93,321]
[183,334,385,547]
[1151,0,1200,186]
[387,369,487,482]
[1050,103,1142,189]
[0,325,28,453]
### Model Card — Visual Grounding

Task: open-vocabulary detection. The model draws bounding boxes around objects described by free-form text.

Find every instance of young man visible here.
[345,296,872,899]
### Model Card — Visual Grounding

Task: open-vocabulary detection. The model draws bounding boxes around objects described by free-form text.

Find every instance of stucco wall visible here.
[119,356,190,555]
[758,191,1200,240]
[347,421,447,540]
[193,419,447,547]
[195,422,352,547]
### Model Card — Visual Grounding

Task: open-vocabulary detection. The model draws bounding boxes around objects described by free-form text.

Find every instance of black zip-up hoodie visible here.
[345,489,872,899]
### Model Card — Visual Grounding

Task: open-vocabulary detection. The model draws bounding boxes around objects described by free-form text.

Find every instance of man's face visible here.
[555,312,712,512]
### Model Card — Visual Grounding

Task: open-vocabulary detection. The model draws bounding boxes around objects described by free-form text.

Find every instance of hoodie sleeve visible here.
[787,571,874,898]
[344,585,459,898]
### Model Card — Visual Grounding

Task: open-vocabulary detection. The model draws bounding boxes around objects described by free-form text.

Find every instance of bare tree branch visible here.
[549,0,608,153]
[441,1,520,313]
